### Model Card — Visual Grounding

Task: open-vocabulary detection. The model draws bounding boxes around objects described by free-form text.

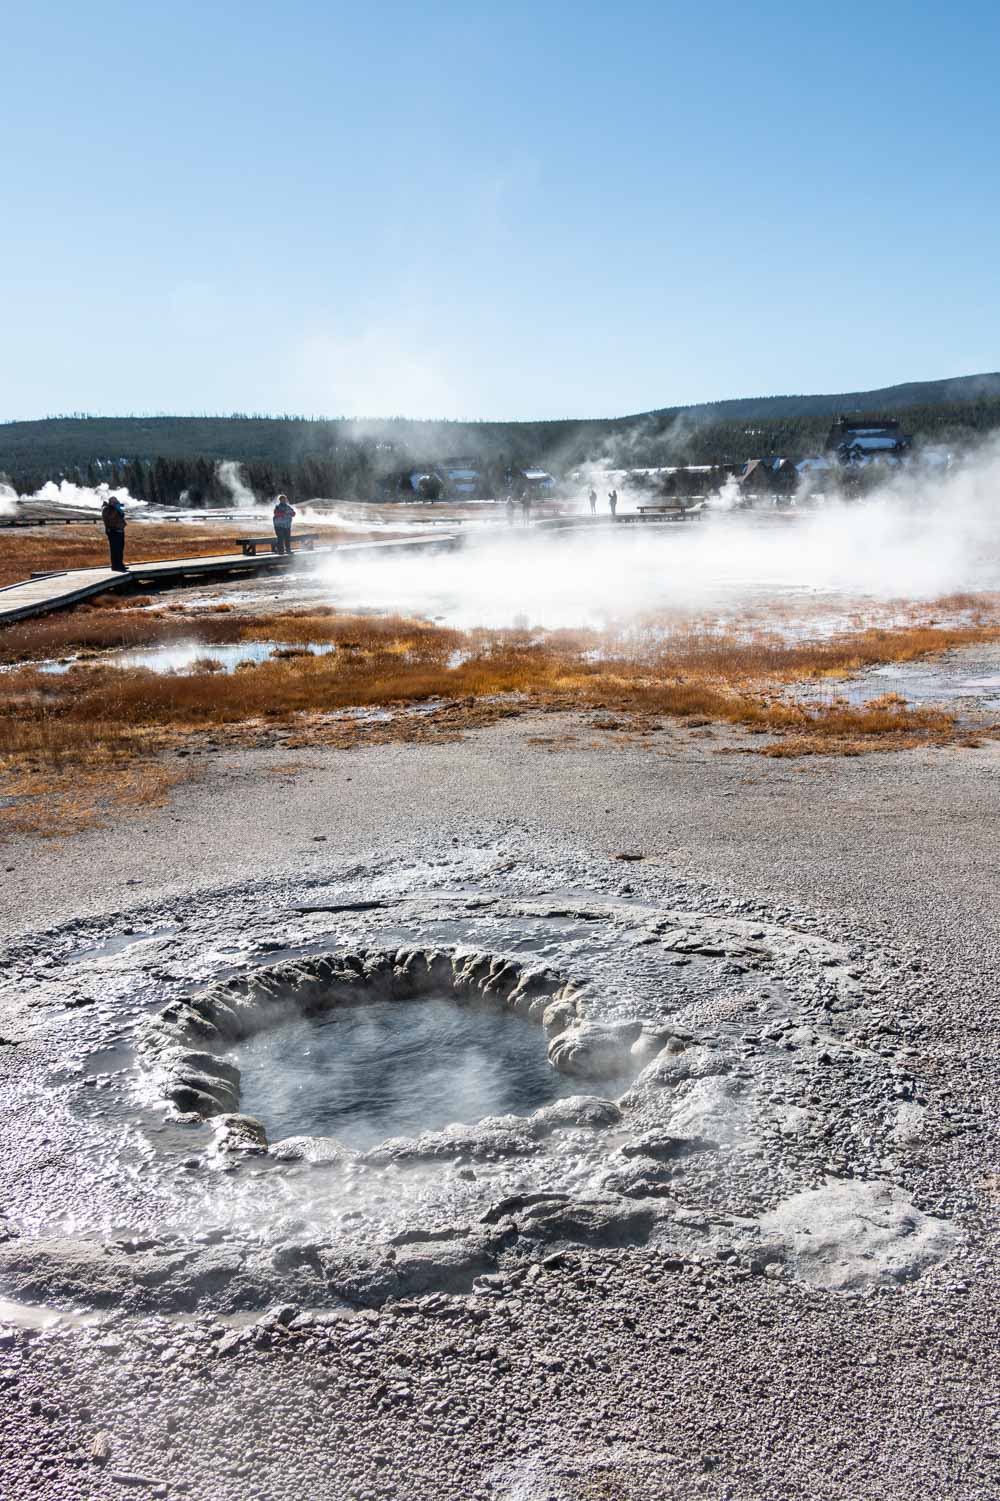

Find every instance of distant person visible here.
[520,491,531,523]
[588,488,597,515]
[272,493,296,554]
[608,488,618,517]
[505,494,516,526]
[101,493,128,572]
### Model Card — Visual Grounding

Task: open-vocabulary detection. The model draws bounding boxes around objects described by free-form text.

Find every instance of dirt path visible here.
[3,713,999,947]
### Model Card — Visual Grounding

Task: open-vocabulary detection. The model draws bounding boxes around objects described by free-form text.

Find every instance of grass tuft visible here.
[1,594,997,835]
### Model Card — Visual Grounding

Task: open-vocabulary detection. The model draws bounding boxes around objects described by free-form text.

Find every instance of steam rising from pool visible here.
[319,444,1000,629]
[234,997,582,1151]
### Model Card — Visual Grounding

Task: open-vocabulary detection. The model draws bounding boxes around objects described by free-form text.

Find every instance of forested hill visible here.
[3,371,1000,502]
[644,371,1000,424]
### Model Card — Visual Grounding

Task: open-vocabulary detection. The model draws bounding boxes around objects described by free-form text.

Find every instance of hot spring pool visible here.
[234,997,585,1151]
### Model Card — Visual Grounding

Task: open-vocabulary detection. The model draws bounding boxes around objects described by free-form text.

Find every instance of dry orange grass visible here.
[0,744,187,837]
[0,599,463,664]
[0,513,433,591]
[0,606,228,661]
[0,610,981,746]
[1,600,997,836]
[0,520,277,589]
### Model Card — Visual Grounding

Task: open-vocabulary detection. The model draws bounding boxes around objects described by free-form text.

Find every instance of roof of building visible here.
[825,415,911,453]
[796,455,834,472]
[739,457,796,481]
[840,435,902,451]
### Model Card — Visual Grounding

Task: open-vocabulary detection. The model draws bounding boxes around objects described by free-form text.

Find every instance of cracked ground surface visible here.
[1,710,999,1499]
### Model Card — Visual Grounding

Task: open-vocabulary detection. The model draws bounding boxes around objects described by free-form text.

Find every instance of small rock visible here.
[91,1430,112,1465]
[268,1304,299,1327]
[211,1114,268,1154]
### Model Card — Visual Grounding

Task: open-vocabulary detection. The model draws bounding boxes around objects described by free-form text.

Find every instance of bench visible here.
[239,533,319,556]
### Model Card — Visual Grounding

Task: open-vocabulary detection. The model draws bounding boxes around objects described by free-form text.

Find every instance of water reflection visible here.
[41,640,337,675]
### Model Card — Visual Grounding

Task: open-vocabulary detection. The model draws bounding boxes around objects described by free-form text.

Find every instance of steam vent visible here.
[1,791,991,1501]
[0,856,960,1322]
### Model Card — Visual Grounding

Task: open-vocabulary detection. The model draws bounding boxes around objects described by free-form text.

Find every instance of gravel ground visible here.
[1,709,999,1499]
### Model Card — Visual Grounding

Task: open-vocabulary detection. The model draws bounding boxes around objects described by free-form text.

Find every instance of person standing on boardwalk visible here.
[588,487,597,515]
[608,488,618,517]
[272,494,296,554]
[101,494,128,572]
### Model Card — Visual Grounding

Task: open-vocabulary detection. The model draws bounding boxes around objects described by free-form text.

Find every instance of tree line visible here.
[4,397,1000,502]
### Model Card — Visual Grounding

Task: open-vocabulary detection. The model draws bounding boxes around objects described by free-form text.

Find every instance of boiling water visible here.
[235,997,582,1150]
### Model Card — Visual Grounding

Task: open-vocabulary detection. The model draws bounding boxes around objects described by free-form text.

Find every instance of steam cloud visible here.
[235,999,572,1153]
[319,442,1000,630]
[24,479,141,511]
[215,459,257,509]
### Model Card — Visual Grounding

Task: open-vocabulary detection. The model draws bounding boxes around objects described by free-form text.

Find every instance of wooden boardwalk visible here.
[0,566,126,624]
[0,549,326,625]
[0,533,460,626]
[534,513,702,533]
[127,549,330,584]
[328,534,459,557]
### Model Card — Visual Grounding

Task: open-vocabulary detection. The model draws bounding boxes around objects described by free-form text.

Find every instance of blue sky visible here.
[2,0,997,421]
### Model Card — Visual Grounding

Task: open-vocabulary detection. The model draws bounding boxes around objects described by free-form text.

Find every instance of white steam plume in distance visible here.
[27,479,142,511]
[319,440,1000,630]
[215,460,258,509]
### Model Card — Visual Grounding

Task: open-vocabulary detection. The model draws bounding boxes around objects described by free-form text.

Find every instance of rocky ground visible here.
[1,710,999,1499]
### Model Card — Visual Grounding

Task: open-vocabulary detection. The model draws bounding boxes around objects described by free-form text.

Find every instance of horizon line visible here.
[2,368,999,431]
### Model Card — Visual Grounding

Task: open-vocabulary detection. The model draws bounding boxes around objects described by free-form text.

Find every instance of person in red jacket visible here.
[272,494,296,555]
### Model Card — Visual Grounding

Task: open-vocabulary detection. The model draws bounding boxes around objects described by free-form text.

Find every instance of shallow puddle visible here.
[65,929,177,963]
[79,1042,135,1077]
[832,657,1000,712]
[0,1297,103,1331]
[42,640,338,675]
